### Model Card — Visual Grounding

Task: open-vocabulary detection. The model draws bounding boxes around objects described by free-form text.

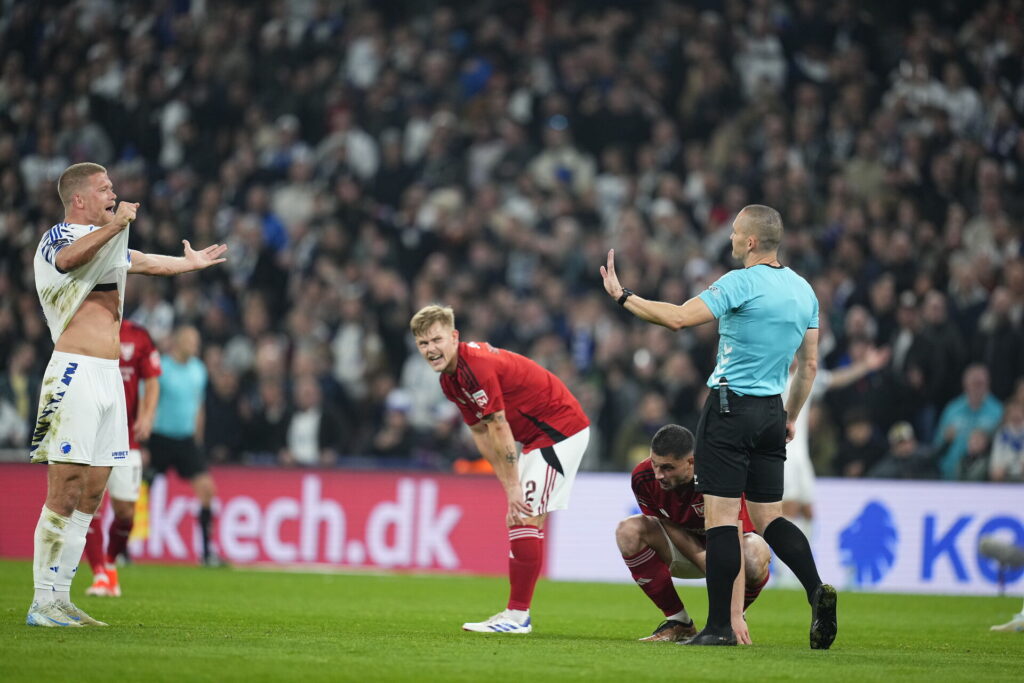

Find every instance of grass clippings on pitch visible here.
[0,559,1019,682]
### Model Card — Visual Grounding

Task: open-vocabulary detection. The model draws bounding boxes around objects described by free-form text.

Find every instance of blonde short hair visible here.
[410,304,455,337]
[57,162,107,209]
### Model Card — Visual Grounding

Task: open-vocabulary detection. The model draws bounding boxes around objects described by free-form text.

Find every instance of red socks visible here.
[623,546,684,617]
[107,516,134,564]
[83,515,135,573]
[507,525,543,611]
[745,570,770,610]
[84,516,106,575]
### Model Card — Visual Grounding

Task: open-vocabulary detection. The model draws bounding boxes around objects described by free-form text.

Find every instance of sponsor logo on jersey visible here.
[112,450,128,460]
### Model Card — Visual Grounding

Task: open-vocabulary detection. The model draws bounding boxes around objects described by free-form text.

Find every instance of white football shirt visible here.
[34,222,131,342]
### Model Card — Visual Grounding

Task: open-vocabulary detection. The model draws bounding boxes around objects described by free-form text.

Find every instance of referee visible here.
[148,325,219,565]
[601,204,836,649]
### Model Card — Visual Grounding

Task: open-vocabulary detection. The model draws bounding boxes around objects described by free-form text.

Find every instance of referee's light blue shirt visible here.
[698,264,818,396]
[153,355,207,438]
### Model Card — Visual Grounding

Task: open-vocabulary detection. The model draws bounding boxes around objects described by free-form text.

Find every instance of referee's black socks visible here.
[704,525,741,634]
[763,517,822,603]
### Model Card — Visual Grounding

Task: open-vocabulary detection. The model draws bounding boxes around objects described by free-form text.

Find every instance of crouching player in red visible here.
[411,305,590,634]
[83,319,161,596]
[617,424,770,644]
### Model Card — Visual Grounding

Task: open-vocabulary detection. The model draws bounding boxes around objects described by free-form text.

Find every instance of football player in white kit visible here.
[26,162,226,627]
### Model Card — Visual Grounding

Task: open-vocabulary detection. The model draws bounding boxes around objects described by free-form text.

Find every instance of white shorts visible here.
[657,519,705,579]
[29,351,130,467]
[106,449,143,501]
[783,440,815,504]
[520,427,589,516]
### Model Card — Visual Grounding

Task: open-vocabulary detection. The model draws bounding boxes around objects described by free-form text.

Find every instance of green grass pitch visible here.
[0,559,1020,682]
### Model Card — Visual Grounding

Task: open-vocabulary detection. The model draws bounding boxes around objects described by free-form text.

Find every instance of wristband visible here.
[617,288,634,306]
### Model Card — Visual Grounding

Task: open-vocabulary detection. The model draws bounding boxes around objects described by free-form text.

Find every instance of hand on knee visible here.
[615,517,649,555]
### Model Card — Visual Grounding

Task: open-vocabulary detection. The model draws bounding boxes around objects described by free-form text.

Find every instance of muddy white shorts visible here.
[106,448,142,500]
[29,351,130,467]
[519,426,589,516]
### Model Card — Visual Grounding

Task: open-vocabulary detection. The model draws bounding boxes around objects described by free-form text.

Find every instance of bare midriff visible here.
[54,289,121,359]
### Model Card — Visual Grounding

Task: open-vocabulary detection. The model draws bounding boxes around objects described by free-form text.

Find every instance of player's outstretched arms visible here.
[129,240,227,276]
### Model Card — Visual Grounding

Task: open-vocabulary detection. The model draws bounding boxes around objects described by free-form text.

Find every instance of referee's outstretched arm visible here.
[600,248,716,331]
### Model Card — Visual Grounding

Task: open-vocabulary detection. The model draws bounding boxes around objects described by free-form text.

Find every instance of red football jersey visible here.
[440,341,589,451]
[119,320,162,449]
[631,458,755,539]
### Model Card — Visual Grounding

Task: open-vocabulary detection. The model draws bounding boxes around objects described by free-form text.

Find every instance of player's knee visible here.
[615,516,649,551]
[47,476,84,514]
[743,534,772,583]
[79,493,104,515]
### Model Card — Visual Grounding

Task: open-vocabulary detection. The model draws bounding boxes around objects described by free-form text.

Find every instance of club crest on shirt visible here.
[120,342,135,361]
[470,389,489,408]
[691,502,705,518]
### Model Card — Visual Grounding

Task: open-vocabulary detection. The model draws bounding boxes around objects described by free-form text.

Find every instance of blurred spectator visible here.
[241,379,291,464]
[204,366,243,464]
[0,342,39,447]
[369,389,416,458]
[958,429,993,482]
[834,407,887,478]
[972,287,1024,401]
[933,365,1004,480]
[612,390,671,471]
[989,400,1024,482]
[282,375,343,467]
[867,421,938,480]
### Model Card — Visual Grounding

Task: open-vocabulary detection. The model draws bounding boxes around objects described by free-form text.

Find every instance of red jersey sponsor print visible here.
[119,320,161,449]
[440,341,589,451]
[631,458,755,540]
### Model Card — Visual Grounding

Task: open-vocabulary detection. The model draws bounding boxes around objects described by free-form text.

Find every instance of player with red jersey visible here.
[616,424,771,644]
[411,305,590,634]
[83,319,161,596]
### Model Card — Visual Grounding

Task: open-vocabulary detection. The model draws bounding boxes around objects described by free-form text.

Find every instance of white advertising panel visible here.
[548,474,1024,595]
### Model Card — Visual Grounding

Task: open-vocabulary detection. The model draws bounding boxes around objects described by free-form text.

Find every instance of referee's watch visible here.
[617,288,634,306]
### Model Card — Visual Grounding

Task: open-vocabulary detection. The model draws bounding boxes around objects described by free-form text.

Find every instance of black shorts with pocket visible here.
[693,389,787,502]
[149,433,207,480]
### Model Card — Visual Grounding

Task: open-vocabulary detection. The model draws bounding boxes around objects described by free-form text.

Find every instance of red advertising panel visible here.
[0,464,515,576]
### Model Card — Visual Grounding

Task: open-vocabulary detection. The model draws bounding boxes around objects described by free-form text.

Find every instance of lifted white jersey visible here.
[34,222,131,342]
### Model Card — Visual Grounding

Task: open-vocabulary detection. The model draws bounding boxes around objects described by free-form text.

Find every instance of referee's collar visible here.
[746,263,785,269]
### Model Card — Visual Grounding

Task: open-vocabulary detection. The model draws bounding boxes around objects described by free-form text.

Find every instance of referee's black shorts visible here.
[149,433,207,480]
[693,389,787,502]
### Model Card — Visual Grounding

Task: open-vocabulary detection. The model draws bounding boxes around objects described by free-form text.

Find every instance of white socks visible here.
[52,510,93,602]
[667,608,692,625]
[506,608,529,623]
[33,506,70,603]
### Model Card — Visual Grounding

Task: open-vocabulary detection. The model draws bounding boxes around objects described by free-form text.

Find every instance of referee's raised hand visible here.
[600,249,624,300]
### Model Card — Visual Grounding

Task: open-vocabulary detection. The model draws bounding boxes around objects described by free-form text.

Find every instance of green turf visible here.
[0,559,1019,682]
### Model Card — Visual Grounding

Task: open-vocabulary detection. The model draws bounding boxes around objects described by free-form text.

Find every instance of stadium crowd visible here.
[1,0,1023,481]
